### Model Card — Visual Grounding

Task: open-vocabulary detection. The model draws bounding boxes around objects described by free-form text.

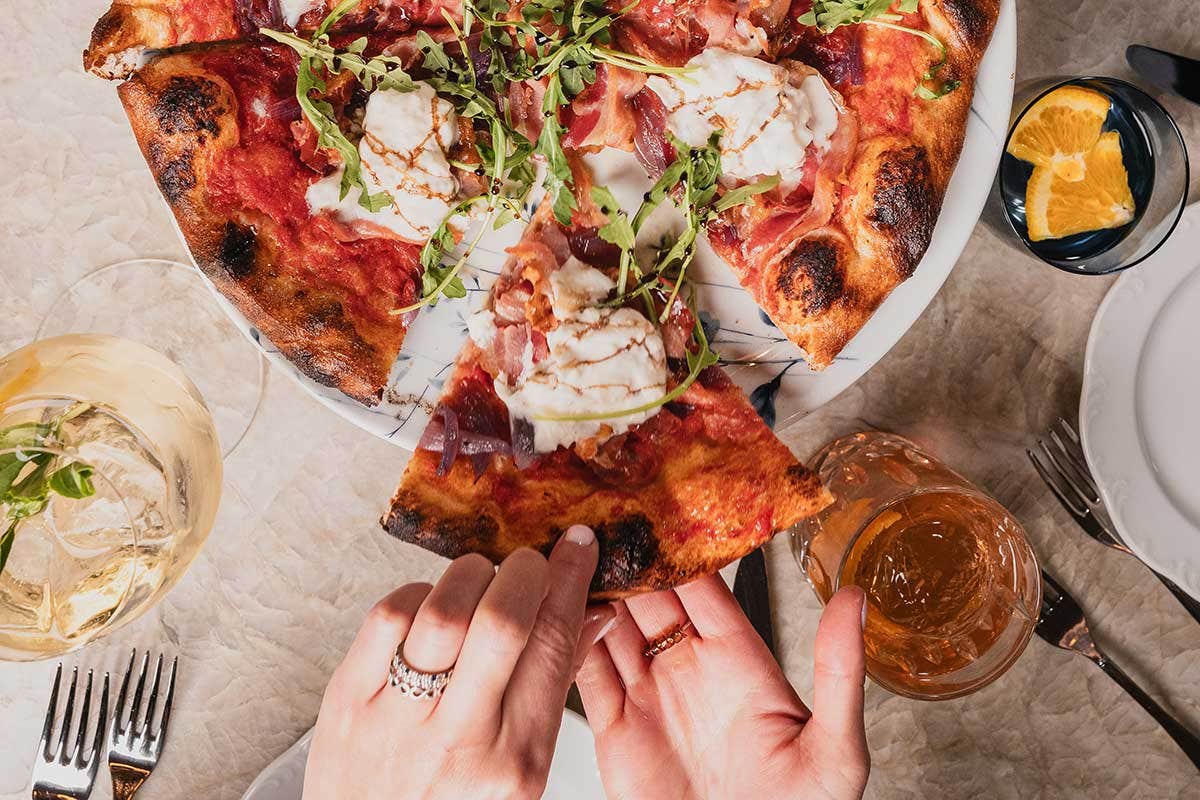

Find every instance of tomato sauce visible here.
[200,46,422,323]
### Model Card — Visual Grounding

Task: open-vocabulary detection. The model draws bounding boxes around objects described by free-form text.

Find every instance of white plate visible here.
[240,710,605,800]
[1081,202,1200,601]
[186,3,1016,448]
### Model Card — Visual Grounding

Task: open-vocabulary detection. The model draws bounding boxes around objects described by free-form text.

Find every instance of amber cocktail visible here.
[793,432,1040,700]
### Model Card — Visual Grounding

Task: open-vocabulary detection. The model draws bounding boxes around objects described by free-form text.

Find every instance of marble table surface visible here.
[2,1,1199,797]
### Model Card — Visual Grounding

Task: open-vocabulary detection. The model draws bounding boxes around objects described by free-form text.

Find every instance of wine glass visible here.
[0,335,223,660]
[36,259,268,457]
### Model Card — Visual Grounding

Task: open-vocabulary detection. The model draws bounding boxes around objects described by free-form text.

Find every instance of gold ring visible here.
[643,621,694,658]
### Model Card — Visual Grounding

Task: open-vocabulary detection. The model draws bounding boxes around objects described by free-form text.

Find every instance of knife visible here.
[1127,44,1200,106]
[732,547,776,655]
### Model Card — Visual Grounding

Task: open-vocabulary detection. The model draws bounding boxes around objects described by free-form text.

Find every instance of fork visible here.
[108,651,178,800]
[32,665,109,800]
[1037,569,1200,769]
[1028,418,1200,625]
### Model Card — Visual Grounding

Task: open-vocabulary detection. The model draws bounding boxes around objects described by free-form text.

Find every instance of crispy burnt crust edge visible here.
[737,0,1001,369]
[118,48,398,404]
[382,451,830,601]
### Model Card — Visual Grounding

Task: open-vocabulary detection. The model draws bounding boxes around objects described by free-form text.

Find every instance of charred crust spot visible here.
[381,506,501,561]
[217,222,257,279]
[89,7,126,46]
[592,514,658,593]
[777,239,846,316]
[868,147,936,279]
[785,463,822,495]
[696,365,729,391]
[308,301,349,329]
[154,77,225,137]
[941,0,995,48]
[156,151,196,203]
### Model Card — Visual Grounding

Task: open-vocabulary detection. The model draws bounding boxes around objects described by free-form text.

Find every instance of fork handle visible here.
[1093,654,1200,769]
[1154,572,1200,627]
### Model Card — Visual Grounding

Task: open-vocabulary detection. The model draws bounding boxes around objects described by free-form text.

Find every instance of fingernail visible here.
[565,524,595,546]
[591,610,619,644]
[860,596,869,630]
[573,604,618,671]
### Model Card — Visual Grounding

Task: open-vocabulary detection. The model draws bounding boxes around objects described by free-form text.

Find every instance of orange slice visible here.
[1025,131,1135,242]
[1008,86,1112,182]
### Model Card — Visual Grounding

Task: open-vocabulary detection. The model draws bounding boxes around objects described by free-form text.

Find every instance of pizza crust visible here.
[119,45,418,404]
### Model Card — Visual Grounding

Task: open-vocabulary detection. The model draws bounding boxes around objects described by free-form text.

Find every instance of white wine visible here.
[0,335,222,660]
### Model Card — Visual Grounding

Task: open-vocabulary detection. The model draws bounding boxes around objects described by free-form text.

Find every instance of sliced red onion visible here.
[510,417,537,470]
[421,406,461,477]
[470,453,490,482]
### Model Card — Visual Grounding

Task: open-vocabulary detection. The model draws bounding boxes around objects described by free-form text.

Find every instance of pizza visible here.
[550,0,1001,367]
[86,0,1000,595]
[115,38,498,403]
[384,168,832,599]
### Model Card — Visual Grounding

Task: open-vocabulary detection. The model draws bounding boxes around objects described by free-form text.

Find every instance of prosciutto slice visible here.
[562,65,648,151]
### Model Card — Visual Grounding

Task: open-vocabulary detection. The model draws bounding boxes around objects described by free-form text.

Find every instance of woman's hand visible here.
[577,574,870,800]
[303,526,611,800]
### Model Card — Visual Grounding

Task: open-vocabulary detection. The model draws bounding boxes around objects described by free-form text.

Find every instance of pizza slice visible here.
[118,41,486,403]
[85,0,460,79]
[382,162,831,600]
[557,0,997,368]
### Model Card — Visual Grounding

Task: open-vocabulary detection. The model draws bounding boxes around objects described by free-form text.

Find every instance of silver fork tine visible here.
[1037,441,1093,510]
[39,664,62,762]
[70,670,94,768]
[139,654,164,752]
[89,673,110,769]
[55,667,79,765]
[1047,429,1101,502]
[1027,446,1087,516]
[111,650,135,742]
[152,657,178,756]
[127,651,150,743]
[1053,420,1102,493]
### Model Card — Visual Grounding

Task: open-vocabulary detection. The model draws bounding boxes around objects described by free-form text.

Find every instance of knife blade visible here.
[1127,44,1200,106]
[732,547,775,655]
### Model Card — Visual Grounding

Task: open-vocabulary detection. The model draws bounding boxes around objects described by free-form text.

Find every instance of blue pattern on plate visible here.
[749,361,800,429]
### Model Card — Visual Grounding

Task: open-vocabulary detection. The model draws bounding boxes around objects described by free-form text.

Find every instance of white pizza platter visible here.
[239,710,605,800]
[182,1,1016,449]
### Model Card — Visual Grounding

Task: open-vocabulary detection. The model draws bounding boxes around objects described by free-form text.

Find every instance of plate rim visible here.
[174,1,1017,450]
[1080,202,1200,600]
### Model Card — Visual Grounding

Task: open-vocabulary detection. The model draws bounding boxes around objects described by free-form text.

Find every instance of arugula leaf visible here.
[797,0,957,99]
[799,0,915,30]
[715,175,781,212]
[591,187,636,250]
[536,75,579,225]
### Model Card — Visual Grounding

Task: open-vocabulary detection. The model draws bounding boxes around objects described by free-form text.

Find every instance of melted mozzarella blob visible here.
[306,83,459,243]
[280,0,324,27]
[646,48,841,192]
[470,258,669,454]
